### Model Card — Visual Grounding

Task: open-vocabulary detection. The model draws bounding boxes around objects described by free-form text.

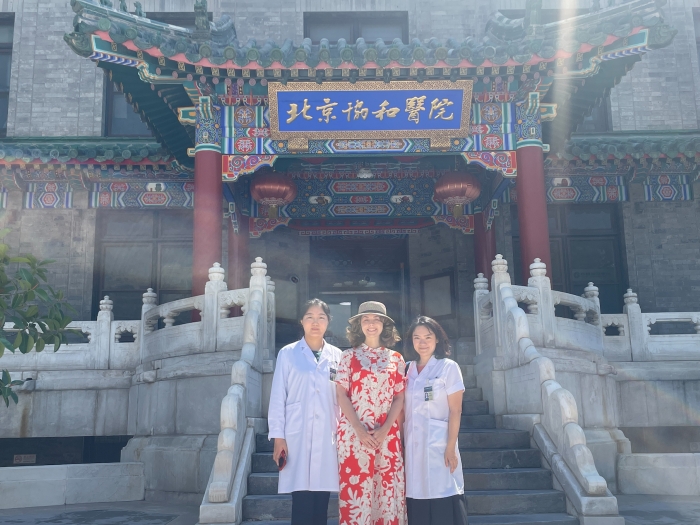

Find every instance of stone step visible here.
[463,468,552,491]
[469,515,578,525]
[248,472,281,495]
[242,521,339,525]
[256,434,274,453]
[460,364,475,377]
[257,429,530,453]
[251,452,279,473]
[464,387,484,401]
[461,448,541,469]
[459,429,531,450]
[464,375,478,389]
[461,414,496,428]
[462,400,489,415]
[243,494,338,521]
[242,516,578,525]
[457,353,475,365]
[249,467,552,495]
[464,489,567,515]
[251,447,541,474]
[242,490,566,520]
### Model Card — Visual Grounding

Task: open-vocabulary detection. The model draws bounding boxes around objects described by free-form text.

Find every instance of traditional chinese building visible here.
[4,0,700,521]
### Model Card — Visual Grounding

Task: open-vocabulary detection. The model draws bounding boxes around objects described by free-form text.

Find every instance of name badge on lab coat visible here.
[330,368,337,382]
[424,385,433,401]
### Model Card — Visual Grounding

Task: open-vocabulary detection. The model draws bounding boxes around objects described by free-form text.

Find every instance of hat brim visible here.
[348,311,395,324]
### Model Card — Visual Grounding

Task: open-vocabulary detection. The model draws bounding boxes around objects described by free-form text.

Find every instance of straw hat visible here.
[348,301,395,324]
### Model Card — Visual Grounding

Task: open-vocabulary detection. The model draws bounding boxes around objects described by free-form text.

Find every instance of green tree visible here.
[0,229,74,407]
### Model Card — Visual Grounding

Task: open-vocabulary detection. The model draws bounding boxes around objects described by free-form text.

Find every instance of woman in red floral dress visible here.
[335,301,407,525]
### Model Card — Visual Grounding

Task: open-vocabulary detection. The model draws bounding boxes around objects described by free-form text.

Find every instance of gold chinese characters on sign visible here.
[268,80,473,151]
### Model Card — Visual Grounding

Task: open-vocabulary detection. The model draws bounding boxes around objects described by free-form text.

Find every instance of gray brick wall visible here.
[609,0,700,131]
[621,183,700,313]
[0,193,96,321]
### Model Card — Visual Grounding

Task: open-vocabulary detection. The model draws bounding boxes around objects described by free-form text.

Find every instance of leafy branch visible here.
[0,229,75,407]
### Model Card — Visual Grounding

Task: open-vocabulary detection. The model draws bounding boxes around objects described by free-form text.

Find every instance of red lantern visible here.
[250,168,297,219]
[433,171,481,217]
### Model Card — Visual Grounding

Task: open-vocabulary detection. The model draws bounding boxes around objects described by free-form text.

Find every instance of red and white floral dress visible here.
[335,344,407,525]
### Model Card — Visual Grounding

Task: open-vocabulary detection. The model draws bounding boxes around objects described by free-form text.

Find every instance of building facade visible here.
[2,0,700,519]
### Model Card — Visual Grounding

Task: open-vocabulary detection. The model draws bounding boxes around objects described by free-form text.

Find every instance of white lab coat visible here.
[404,356,465,499]
[268,338,343,493]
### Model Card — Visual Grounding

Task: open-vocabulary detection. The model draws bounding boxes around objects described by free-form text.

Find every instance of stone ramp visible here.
[241,366,576,525]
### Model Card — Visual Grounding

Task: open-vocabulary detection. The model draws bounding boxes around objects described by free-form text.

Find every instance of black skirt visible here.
[407,494,469,525]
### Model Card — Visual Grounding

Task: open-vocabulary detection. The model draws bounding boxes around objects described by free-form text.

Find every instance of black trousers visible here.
[291,490,331,525]
[407,494,469,525]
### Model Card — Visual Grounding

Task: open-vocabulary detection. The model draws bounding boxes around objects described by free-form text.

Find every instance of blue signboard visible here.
[268,80,473,150]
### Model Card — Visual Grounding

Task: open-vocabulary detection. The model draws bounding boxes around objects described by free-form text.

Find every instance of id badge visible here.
[330,367,337,382]
[424,385,433,401]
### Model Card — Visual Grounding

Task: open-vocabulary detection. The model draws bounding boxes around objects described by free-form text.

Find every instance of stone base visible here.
[579,517,626,525]
[0,463,144,510]
[618,453,700,495]
[122,435,218,502]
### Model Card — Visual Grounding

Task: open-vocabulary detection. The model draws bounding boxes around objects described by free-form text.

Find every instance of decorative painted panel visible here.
[89,182,194,208]
[24,182,73,209]
[643,174,693,201]
[503,176,629,204]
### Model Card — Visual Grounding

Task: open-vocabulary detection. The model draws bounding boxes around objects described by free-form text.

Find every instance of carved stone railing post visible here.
[584,282,605,345]
[207,257,268,507]
[491,255,510,355]
[266,276,276,361]
[95,296,113,369]
[527,258,555,348]
[623,288,648,362]
[202,262,227,353]
[473,273,489,356]
[139,288,158,361]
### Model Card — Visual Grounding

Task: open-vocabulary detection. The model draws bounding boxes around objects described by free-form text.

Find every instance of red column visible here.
[227,213,250,316]
[192,149,223,296]
[473,212,496,282]
[515,145,551,283]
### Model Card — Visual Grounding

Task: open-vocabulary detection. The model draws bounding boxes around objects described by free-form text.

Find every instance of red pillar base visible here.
[516,145,552,283]
[474,212,496,282]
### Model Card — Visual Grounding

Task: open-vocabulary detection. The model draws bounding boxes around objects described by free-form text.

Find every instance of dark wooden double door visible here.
[512,204,626,314]
[309,238,408,349]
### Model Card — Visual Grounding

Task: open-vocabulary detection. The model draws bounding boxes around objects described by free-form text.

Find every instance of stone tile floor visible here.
[0,501,198,525]
[0,496,699,524]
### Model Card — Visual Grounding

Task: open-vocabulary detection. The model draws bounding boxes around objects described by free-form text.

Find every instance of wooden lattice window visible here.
[304,12,408,44]
[103,79,153,137]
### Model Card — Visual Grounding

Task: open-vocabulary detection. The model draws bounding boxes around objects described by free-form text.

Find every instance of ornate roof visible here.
[66,0,674,70]
[63,0,677,161]
[0,137,175,165]
[552,131,700,164]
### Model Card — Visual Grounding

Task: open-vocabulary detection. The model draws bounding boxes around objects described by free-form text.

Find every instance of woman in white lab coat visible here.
[268,298,343,525]
[403,316,468,525]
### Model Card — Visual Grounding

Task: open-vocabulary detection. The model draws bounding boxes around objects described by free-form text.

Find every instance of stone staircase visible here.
[241,365,577,525]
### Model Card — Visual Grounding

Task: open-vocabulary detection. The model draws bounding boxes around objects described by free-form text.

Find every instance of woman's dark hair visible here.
[300,298,331,320]
[404,316,451,360]
[346,316,402,349]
